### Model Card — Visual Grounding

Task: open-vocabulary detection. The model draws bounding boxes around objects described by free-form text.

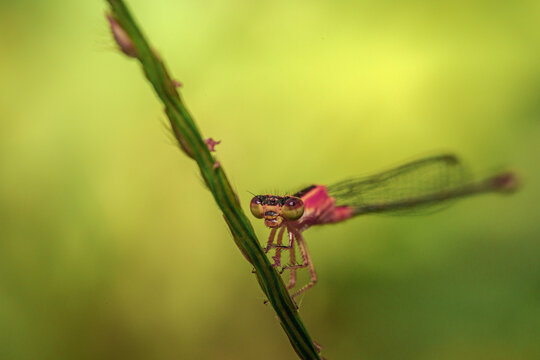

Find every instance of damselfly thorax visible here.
[249,154,518,300]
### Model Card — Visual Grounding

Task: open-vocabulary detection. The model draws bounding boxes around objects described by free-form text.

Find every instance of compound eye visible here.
[281,197,304,220]
[250,196,264,219]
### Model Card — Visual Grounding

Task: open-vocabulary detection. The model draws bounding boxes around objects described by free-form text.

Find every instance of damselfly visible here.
[249,154,517,299]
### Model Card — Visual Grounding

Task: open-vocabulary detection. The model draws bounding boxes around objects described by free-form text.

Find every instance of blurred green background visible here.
[1,1,539,359]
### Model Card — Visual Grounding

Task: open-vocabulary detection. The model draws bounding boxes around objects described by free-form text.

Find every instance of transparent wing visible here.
[327,154,484,215]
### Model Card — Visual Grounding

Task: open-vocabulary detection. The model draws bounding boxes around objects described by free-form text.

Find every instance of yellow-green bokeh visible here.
[1,1,539,359]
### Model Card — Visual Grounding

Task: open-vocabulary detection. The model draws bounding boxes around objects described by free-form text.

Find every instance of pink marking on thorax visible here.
[296,185,354,229]
[331,206,354,223]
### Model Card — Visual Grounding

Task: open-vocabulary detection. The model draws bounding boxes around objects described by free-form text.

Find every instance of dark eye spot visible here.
[288,200,296,207]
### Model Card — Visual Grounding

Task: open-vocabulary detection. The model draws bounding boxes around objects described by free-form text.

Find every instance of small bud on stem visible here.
[106,14,138,58]
[205,138,221,152]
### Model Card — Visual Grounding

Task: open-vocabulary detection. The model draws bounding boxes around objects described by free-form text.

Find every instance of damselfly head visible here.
[249,195,305,228]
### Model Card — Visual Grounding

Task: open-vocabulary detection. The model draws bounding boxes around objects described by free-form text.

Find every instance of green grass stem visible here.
[105,1,321,358]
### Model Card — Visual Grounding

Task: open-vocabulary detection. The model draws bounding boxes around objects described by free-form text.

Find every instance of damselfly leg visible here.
[285,228,297,290]
[264,225,316,296]
[272,227,286,267]
[271,227,318,298]
[289,228,317,299]
[263,228,277,254]
[265,226,292,267]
